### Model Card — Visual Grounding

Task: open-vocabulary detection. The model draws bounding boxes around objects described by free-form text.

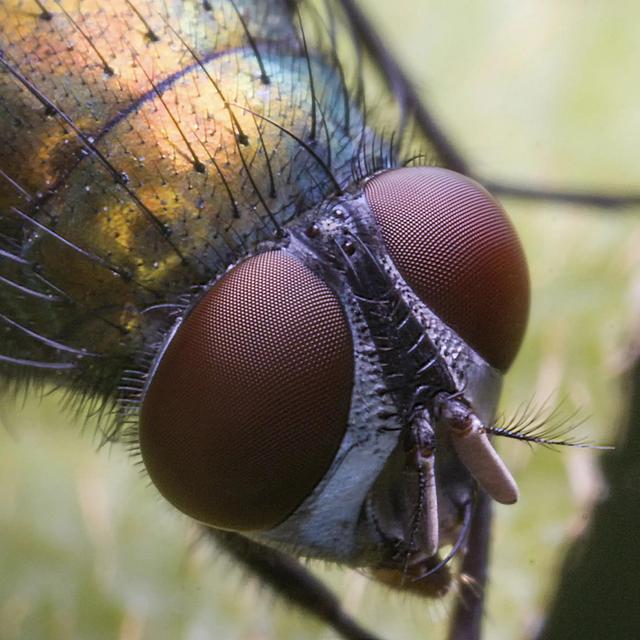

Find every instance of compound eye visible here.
[364,167,529,371]
[139,251,353,531]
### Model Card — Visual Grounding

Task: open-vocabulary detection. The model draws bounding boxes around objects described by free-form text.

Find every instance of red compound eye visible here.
[140,251,353,531]
[364,167,529,371]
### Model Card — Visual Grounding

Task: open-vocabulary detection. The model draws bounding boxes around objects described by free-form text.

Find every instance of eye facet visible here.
[140,251,353,531]
[364,167,530,371]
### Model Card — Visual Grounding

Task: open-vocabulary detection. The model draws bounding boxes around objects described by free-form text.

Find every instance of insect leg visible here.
[334,0,640,209]
[446,491,493,640]
[210,529,384,640]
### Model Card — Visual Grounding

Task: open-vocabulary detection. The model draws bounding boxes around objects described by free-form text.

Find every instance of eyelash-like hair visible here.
[487,397,612,451]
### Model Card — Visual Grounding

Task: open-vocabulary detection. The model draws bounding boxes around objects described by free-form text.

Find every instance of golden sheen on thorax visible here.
[1,0,358,359]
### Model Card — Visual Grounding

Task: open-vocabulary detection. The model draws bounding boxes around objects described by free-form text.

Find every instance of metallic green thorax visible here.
[0,0,383,406]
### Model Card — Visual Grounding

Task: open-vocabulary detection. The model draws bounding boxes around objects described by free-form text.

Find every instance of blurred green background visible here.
[1,1,639,639]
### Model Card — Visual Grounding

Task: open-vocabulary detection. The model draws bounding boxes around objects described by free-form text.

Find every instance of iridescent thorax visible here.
[1,0,365,366]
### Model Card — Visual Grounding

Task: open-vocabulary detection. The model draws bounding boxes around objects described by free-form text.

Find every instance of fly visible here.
[0,2,634,640]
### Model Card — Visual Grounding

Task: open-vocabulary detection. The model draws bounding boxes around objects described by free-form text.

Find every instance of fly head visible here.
[138,165,530,596]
